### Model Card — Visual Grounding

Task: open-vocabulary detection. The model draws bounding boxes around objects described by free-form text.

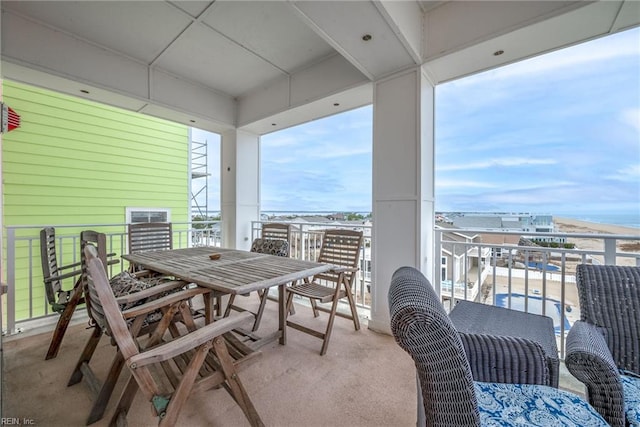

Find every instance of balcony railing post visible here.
[603,238,616,265]
[6,227,17,335]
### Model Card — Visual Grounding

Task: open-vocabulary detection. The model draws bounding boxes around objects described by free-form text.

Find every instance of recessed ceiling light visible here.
[362,34,372,41]
[493,50,504,56]
[80,89,90,94]
[190,120,195,123]
[271,123,277,126]
[333,103,340,107]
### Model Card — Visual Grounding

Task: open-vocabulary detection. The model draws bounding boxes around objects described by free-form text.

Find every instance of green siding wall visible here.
[2,80,190,321]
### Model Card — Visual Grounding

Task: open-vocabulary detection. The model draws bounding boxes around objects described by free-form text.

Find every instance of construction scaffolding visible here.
[190,137,209,218]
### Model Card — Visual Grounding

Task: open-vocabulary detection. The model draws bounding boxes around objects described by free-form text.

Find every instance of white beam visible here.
[1,9,236,132]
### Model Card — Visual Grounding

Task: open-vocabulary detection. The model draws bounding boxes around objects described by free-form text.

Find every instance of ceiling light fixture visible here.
[493,50,504,56]
[271,123,277,126]
[189,120,195,123]
[362,34,372,41]
[80,89,90,94]
[333,103,340,107]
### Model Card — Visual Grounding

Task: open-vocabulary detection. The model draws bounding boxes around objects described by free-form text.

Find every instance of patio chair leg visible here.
[212,337,264,427]
[320,298,340,356]
[45,281,83,360]
[68,326,103,386]
[109,375,140,427]
[86,351,125,425]
[344,284,361,331]
[252,291,269,331]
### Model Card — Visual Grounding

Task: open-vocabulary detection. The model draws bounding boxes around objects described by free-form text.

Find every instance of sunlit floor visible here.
[2,296,586,427]
[3,298,417,427]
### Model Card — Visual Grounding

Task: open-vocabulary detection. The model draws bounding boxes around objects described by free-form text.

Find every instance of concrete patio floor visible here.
[2,299,417,427]
[2,297,586,427]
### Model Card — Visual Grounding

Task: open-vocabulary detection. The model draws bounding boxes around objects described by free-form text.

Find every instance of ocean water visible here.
[560,212,640,229]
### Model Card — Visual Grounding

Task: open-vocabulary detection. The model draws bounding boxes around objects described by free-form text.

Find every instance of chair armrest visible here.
[120,286,209,319]
[459,332,549,385]
[115,280,188,305]
[565,320,624,427]
[128,311,254,367]
[43,269,82,283]
[331,266,358,273]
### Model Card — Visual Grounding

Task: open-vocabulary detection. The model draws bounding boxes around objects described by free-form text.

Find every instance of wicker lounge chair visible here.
[565,264,640,427]
[388,266,608,426]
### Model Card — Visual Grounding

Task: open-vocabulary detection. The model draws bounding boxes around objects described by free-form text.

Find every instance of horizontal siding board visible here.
[3,80,193,321]
[7,84,184,138]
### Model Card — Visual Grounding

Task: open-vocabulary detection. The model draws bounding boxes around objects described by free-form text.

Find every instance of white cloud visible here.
[606,163,640,182]
[437,179,496,189]
[619,108,640,133]
[438,157,556,172]
[450,28,639,87]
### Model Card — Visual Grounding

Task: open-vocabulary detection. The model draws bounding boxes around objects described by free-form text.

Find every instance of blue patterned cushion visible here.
[621,373,640,426]
[475,381,608,426]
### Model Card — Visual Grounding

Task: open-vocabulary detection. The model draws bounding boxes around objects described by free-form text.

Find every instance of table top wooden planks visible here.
[122,247,334,295]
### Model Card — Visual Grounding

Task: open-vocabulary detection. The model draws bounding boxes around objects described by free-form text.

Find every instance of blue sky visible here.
[193,27,639,217]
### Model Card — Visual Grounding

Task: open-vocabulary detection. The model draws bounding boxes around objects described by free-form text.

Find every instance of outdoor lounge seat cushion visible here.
[475,381,608,426]
[621,373,640,426]
[250,238,289,257]
[109,271,181,324]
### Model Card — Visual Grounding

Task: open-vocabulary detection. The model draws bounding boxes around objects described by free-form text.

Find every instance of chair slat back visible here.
[84,244,140,360]
[40,227,61,305]
[576,264,640,373]
[315,229,363,284]
[40,227,82,308]
[388,266,480,426]
[128,222,173,253]
[81,231,112,331]
[261,223,291,256]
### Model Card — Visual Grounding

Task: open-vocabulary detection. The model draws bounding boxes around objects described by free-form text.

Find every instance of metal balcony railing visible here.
[3,222,221,335]
[3,220,638,361]
[434,227,640,358]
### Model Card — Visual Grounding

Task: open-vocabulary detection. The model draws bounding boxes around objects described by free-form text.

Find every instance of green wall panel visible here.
[2,80,191,321]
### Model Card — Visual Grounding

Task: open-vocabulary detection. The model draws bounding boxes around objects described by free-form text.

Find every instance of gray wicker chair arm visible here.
[565,320,625,427]
[459,332,549,385]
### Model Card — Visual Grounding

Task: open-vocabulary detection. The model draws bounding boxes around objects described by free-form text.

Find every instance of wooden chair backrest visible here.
[315,229,363,285]
[128,222,173,253]
[84,244,140,360]
[261,223,291,241]
[40,227,81,307]
[80,231,113,331]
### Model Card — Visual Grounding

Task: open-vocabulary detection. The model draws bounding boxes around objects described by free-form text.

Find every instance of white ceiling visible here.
[1,1,638,135]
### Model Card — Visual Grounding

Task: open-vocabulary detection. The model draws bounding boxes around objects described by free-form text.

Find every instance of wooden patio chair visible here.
[40,227,84,360]
[261,223,292,253]
[127,222,173,272]
[83,244,264,427]
[285,229,363,355]
[68,230,191,425]
[224,237,289,332]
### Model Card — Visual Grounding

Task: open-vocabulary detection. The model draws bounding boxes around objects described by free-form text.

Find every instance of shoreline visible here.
[553,216,640,236]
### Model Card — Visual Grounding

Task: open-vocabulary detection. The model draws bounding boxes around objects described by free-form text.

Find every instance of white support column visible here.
[368,67,435,334]
[220,129,260,250]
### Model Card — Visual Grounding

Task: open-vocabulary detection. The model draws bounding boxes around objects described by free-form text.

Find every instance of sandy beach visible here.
[482,216,639,326]
[554,216,640,267]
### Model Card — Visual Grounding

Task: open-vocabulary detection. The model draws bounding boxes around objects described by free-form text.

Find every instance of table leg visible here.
[279,283,287,345]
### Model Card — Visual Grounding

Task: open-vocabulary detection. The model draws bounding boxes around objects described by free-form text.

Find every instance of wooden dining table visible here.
[122,246,336,350]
